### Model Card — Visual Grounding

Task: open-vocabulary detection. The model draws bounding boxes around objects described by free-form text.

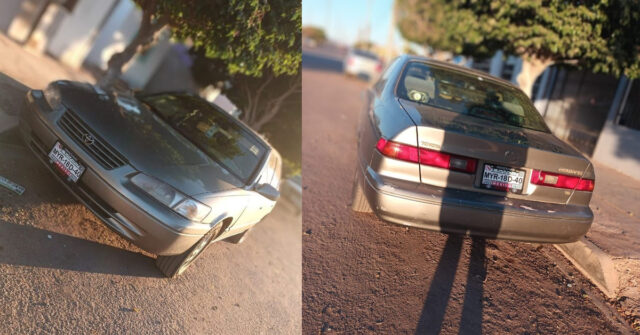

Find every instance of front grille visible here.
[58,111,127,170]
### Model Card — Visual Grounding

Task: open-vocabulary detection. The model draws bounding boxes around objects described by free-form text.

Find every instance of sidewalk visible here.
[556,163,640,326]
[0,32,93,133]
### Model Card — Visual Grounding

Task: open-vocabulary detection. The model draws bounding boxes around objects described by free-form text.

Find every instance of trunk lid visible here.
[399,100,591,204]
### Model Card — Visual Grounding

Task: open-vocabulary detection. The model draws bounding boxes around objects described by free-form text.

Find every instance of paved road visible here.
[301,57,633,334]
[0,128,301,334]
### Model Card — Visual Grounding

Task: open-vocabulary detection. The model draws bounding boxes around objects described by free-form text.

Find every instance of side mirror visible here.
[254,183,280,201]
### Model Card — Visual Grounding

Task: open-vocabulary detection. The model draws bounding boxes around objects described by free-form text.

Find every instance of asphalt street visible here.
[301,50,634,334]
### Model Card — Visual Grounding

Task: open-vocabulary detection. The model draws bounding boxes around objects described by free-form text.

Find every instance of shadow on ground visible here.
[0,72,29,116]
[0,221,160,277]
[415,236,487,334]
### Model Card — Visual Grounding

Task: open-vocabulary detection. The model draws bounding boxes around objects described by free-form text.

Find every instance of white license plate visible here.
[481,164,525,192]
[48,142,85,183]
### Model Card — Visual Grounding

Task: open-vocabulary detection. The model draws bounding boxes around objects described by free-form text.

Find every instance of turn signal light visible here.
[531,170,594,192]
[376,138,477,173]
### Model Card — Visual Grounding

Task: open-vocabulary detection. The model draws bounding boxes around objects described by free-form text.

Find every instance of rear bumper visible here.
[19,90,204,255]
[360,166,593,243]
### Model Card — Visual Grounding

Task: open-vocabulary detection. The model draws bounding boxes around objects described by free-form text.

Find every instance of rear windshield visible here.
[352,49,379,60]
[396,61,550,132]
[139,94,267,183]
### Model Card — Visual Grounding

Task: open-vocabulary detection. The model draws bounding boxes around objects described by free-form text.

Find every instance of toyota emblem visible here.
[82,133,95,145]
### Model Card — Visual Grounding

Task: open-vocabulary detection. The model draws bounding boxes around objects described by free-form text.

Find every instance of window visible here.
[139,94,267,183]
[374,57,402,93]
[618,80,640,131]
[396,61,550,133]
[471,58,491,73]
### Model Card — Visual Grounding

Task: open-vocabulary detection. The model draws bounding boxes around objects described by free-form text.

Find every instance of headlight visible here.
[131,173,211,222]
[174,199,211,222]
[43,86,64,112]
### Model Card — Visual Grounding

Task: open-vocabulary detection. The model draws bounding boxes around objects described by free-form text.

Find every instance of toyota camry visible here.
[351,55,595,243]
[20,81,281,277]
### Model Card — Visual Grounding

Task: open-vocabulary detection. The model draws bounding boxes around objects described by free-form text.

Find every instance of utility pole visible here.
[326,0,332,40]
[385,1,396,62]
[366,0,373,48]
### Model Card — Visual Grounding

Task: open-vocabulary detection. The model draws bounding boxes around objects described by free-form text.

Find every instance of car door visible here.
[232,151,281,229]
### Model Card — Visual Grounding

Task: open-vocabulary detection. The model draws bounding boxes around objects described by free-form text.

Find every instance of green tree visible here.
[99,0,301,89]
[396,0,640,96]
[302,26,327,44]
[353,40,375,51]
[190,50,301,176]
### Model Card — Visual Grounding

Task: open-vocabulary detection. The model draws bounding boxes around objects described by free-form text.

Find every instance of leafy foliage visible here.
[135,0,301,77]
[302,26,327,44]
[190,49,301,176]
[396,0,640,78]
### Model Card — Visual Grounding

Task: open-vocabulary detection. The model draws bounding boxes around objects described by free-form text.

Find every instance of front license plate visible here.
[48,142,85,183]
[481,164,525,193]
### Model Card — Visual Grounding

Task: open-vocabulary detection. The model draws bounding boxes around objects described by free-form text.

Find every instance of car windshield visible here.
[396,61,550,133]
[139,94,267,183]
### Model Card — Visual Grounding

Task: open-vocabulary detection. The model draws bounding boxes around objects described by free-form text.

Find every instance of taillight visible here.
[375,62,383,72]
[376,138,477,173]
[347,57,354,66]
[376,138,418,162]
[531,170,594,192]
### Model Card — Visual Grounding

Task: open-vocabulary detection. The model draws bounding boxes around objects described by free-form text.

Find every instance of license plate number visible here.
[48,142,85,183]
[481,164,525,192]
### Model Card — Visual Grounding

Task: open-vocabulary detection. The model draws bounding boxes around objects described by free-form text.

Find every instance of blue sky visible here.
[302,0,398,47]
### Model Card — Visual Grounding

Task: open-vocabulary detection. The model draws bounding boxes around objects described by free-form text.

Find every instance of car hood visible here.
[398,99,582,156]
[53,81,244,195]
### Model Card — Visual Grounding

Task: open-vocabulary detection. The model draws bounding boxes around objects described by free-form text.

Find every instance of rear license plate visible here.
[48,142,85,183]
[480,164,525,193]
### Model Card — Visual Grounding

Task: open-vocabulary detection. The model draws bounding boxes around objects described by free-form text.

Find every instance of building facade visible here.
[465,52,640,181]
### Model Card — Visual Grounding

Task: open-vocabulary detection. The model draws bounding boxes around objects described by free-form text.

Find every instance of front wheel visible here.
[156,225,220,278]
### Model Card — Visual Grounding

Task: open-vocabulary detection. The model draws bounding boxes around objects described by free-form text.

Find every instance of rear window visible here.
[139,94,267,183]
[352,49,379,60]
[396,61,550,133]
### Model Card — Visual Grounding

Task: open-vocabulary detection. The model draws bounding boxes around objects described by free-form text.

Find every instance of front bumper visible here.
[360,165,593,243]
[19,90,204,255]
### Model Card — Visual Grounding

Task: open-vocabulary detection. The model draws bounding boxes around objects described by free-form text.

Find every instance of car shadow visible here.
[0,221,162,277]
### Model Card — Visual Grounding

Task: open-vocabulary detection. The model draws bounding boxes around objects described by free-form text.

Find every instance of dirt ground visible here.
[301,64,635,334]
[0,130,301,334]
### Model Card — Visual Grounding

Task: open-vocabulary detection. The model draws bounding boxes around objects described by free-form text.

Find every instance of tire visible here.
[156,224,221,278]
[351,167,372,213]
[224,228,250,244]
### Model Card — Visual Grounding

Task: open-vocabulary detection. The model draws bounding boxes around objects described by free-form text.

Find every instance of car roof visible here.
[399,54,519,90]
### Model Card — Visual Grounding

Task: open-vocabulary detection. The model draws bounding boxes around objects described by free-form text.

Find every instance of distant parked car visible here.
[20,81,281,277]
[344,48,383,81]
[352,55,595,243]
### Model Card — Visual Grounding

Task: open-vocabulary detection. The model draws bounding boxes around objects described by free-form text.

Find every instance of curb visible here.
[554,237,618,299]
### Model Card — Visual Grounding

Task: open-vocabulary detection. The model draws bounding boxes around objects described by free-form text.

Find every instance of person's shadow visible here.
[415,236,487,334]
[407,79,530,334]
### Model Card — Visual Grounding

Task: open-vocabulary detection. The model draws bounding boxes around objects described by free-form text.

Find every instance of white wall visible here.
[121,28,172,89]
[85,0,140,70]
[0,0,24,32]
[592,77,640,181]
[47,0,118,68]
